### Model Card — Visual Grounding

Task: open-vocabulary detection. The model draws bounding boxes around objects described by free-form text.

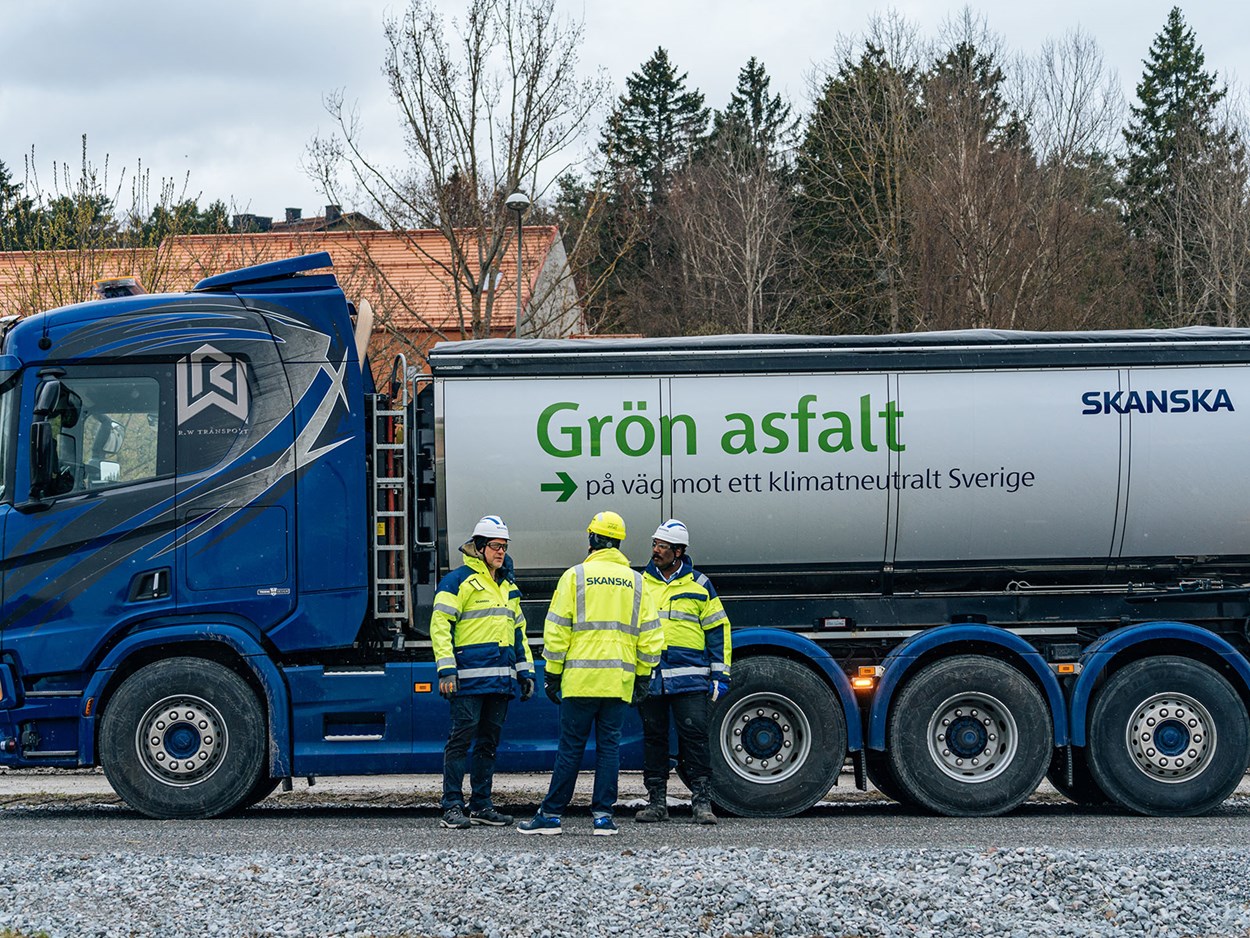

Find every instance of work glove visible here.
[438,674,459,699]
[630,675,651,707]
[709,680,729,702]
[544,671,562,705]
[519,675,535,702]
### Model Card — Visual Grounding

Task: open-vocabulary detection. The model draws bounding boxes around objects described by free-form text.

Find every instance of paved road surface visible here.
[4,770,1250,853]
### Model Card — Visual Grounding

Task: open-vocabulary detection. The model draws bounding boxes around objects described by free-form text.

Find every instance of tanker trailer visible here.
[425,329,1250,817]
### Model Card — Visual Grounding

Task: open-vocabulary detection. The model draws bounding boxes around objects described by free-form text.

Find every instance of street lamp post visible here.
[505,191,530,329]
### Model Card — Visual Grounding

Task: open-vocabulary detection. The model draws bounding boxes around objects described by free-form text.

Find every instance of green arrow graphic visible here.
[540,471,578,503]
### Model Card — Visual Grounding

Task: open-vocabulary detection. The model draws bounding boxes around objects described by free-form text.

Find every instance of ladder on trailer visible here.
[368,355,413,644]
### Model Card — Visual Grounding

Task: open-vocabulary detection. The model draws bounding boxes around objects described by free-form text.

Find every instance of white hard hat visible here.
[472,515,510,540]
[651,518,689,546]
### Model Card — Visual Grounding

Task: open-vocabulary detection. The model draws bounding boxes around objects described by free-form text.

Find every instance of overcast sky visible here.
[1,1,1246,220]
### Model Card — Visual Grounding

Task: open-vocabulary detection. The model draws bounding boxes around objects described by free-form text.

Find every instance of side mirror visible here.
[29,419,55,499]
[99,419,124,457]
[33,378,63,417]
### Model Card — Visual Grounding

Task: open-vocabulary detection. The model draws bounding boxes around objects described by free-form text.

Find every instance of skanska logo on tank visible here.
[1081,388,1235,414]
[530,394,1038,503]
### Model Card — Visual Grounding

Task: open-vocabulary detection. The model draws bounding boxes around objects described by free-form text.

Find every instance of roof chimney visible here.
[285,207,302,223]
[325,204,342,224]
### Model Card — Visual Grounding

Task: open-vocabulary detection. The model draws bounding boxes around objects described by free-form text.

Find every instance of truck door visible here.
[2,364,177,679]
[173,338,296,630]
[0,366,17,651]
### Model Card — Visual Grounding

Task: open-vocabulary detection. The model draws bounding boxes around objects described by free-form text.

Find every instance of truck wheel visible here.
[100,657,266,819]
[865,749,915,806]
[1086,656,1248,816]
[887,655,1052,817]
[1045,747,1111,806]
[240,775,281,809]
[709,656,846,817]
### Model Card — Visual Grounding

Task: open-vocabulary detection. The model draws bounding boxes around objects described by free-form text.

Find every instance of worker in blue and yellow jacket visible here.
[517,510,665,837]
[636,518,731,825]
[430,515,534,830]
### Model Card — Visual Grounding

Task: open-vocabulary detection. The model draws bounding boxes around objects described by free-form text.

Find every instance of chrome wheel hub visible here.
[720,691,810,784]
[926,691,1018,783]
[135,695,228,787]
[1126,692,1215,783]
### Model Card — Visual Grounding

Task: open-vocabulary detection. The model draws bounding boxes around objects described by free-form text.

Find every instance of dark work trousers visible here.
[442,692,511,812]
[539,696,628,819]
[640,691,711,786]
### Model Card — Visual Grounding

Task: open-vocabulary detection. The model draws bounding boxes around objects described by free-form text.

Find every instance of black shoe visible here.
[470,806,514,826]
[440,805,471,829]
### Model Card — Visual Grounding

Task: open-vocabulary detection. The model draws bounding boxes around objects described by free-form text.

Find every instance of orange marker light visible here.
[1056,663,1076,674]
[852,676,875,690]
[414,682,433,693]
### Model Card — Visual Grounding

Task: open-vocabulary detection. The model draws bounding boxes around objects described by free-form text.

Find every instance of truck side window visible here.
[0,376,14,503]
[43,375,162,496]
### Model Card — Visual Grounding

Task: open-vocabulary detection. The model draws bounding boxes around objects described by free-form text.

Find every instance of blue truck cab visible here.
[0,254,395,814]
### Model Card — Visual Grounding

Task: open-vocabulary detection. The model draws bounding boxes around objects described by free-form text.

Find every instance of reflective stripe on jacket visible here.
[543,547,664,702]
[643,554,732,696]
[430,545,533,696]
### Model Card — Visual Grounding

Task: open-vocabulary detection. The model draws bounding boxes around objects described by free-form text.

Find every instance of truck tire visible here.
[886,655,1052,817]
[1086,656,1248,816]
[709,656,846,817]
[865,748,915,807]
[240,775,281,809]
[100,657,266,819]
[1045,746,1111,807]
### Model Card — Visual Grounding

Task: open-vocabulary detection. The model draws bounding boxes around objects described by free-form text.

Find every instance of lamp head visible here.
[505,191,530,215]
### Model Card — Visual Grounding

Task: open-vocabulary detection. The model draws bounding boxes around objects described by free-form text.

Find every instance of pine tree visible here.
[0,159,27,250]
[1121,7,1234,323]
[599,48,709,204]
[796,42,921,332]
[926,39,1025,149]
[710,57,796,168]
[1121,6,1227,237]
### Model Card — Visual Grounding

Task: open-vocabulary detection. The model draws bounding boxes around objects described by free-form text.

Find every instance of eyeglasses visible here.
[651,540,677,550]
[484,541,509,552]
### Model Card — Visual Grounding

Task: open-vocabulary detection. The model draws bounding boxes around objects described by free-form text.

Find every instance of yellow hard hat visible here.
[587,510,627,541]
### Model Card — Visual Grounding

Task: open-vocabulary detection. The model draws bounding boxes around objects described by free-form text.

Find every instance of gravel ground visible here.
[3,772,1250,937]
[2,844,1250,938]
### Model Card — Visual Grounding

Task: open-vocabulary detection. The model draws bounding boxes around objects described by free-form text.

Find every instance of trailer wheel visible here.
[100,657,266,819]
[865,749,915,806]
[1086,656,1248,816]
[709,656,846,817]
[1045,747,1111,807]
[887,655,1052,817]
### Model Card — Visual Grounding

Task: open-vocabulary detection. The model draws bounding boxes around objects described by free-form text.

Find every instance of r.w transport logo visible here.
[177,344,249,423]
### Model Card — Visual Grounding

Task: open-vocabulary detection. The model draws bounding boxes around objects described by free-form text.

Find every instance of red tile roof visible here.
[0,227,562,339]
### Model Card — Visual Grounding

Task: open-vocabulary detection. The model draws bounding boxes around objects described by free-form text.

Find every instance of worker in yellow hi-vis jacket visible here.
[517,510,664,837]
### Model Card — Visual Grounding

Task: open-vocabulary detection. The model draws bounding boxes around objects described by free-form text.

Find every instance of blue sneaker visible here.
[592,816,619,837]
[516,813,562,836]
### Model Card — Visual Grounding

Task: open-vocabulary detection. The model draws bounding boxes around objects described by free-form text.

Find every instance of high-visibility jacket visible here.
[643,555,732,696]
[543,547,664,702]
[430,546,533,696]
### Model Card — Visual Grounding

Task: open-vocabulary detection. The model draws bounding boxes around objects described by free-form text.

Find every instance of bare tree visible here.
[1164,96,1250,327]
[910,16,1139,331]
[799,12,924,334]
[0,137,208,317]
[667,144,797,333]
[310,0,609,351]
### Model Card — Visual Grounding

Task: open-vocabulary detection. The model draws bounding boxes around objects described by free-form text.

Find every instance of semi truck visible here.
[3,251,1250,820]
